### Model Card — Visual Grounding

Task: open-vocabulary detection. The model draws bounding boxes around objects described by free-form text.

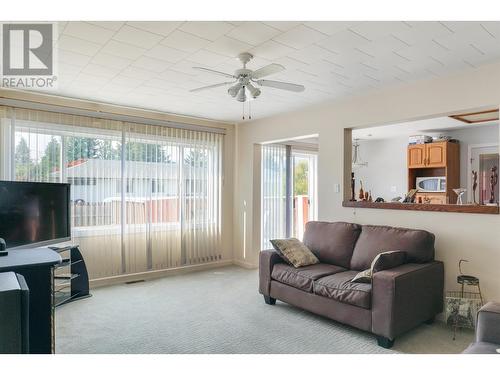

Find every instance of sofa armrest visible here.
[372,261,444,340]
[476,302,500,345]
[259,249,284,296]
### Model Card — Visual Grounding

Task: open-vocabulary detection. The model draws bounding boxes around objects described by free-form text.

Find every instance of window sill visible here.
[342,200,499,214]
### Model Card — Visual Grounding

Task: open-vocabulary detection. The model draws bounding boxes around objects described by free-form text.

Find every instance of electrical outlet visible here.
[334,183,340,193]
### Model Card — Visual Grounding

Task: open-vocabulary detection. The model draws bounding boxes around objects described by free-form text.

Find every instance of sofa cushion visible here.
[314,271,372,309]
[352,250,407,283]
[350,225,435,271]
[270,238,319,268]
[271,263,346,292]
[372,250,407,273]
[302,221,362,268]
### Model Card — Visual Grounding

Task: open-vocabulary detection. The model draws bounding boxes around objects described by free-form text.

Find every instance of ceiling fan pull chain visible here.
[242,101,245,120]
[249,100,252,120]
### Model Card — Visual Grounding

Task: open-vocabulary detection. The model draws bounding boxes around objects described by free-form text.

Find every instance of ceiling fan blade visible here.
[251,63,285,79]
[189,81,235,93]
[192,67,235,79]
[256,79,305,92]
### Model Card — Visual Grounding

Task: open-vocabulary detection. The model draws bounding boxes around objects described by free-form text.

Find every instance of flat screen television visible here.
[0,181,71,249]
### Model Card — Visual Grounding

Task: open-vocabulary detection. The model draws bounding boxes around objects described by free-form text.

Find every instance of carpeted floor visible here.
[55,266,473,354]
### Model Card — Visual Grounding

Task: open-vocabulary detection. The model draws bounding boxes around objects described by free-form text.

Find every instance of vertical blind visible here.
[0,106,223,279]
[261,144,287,250]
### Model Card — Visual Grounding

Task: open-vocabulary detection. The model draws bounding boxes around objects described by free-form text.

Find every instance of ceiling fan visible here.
[190,52,305,102]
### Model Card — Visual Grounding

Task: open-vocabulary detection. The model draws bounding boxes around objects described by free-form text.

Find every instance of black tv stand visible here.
[0,248,61,353]
[53,245,91,307]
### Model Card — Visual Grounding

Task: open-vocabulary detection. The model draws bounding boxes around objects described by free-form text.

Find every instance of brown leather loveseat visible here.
[259,221,444,348]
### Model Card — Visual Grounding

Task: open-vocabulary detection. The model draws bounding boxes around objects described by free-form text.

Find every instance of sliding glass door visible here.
[2,107,223,279]
[292,151,318,240]
[261,144,317,250]
[261,144,287,250]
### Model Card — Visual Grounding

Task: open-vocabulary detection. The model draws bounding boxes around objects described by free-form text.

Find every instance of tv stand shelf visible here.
[53,245,91,307]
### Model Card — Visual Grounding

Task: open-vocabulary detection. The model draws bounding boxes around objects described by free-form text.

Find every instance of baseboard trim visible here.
[89,260,234,288]
[233,259,258,269]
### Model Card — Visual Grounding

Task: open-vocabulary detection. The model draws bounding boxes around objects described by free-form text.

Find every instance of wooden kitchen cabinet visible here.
[407,144,426,168]
[408,141,451,168]
[426,142,447,167]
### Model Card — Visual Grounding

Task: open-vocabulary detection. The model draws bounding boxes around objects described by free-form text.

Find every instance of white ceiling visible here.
[14,21,500,122]
[352,116,499,140]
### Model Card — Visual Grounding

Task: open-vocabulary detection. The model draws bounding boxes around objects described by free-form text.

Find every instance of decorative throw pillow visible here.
[351,250,406,283]
[270,238,319,268]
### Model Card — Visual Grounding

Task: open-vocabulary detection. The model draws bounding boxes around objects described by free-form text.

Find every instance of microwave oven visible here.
[416,176,446,192]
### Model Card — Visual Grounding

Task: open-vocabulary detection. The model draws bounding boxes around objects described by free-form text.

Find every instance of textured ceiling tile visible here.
[304,21,358,36]
[227,22,281,46]
[113,25,164,49]
[273,25,329,49]
[316,30,371,53]
[262,22,302,32]
[87,21,124,31]
[91,52,133,70]
[132,56,170,73]
[349,21,411,41]
[127,21,183,37]
[81,64,121,78]
[101,40,147,60]
[205,36,253,57]
[145,45,188,63]
[160,30,211,53]
[58,49,92,67]
[64,22,115,44]
[250,40,295,60]
[179,22,235,41]
[186,49,230,67]
[58,35,101,56]
[391,21,452,46]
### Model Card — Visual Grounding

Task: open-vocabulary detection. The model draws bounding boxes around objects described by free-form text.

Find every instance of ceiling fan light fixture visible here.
[190,52,305,107]
[236,86,247,102]
[246,83,261,99]
[228,84,240,97]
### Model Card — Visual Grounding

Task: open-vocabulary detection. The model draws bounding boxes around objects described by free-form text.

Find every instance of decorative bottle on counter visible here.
[359,180,365,200]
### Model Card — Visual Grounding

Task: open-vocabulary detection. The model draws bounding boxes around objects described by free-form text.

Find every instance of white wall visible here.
[234,61,500,304]
[447,124,499,188]
[354,136,408,201]
[355,124,499,201]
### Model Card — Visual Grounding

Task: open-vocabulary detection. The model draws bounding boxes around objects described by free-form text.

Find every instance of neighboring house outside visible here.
[50,159,207,203]
[50,159,210,227]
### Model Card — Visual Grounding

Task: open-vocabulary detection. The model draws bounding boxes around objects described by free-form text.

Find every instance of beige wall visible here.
[234,61,500,302]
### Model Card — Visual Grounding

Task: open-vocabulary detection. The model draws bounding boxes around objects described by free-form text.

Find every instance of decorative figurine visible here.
[453,188,467,205]
[472,170,478,205]
[359,180,365,201]
[368,191,373,202]
[350,172,356,201]
[489,166,498,204]
[364,191,369,201]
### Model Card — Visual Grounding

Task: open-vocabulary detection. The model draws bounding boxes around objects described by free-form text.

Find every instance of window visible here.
[2,107,224,279]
